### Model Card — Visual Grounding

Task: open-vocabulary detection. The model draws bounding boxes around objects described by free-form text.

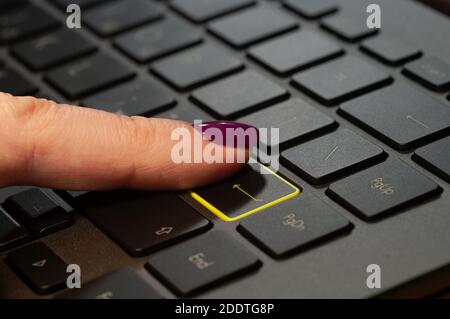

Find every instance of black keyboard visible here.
[0,0,449,299]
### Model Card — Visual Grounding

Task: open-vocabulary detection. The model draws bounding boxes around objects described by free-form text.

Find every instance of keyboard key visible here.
[207,6,298,48]
[83,0,163,37]
[413,137,450,182]
[282,129,386,185]
[191,70,289,118]
[360,35,422,66]
[11,29,97,70]
[338,84,450,151]
[45,53,135,99]
[191,163,300,221]
[56,267,162,299]
[51,0,108,9]
[403,56,450,92]
[327,160,442,220]
[0,208,31,252]
[291,56,393,106]
[170,0,256,23]
[146,231,261,296]
[321,12,378,42]
[77,191,211,257]
[156,101,214,122]
[0,5,60,44]
[238,194,351,257]
[5,242,68,294]
[249,30,344,76]
[151,44,244,91]
[418,0,450,16]
[283,0,338,19]
[0,68,38,96]
[114,17,202,63]
[83,78,176,116]
[4,189,74,237]
[239,98,337,148]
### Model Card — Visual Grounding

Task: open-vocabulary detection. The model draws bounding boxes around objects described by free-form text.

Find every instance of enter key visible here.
[190,163,301,221]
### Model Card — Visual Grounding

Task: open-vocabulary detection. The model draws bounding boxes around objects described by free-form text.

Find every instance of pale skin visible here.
[0,93,247,191]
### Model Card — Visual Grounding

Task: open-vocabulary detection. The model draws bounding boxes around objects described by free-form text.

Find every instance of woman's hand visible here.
[0,93,249,191]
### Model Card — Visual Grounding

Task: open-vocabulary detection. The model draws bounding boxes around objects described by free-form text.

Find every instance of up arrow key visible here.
[155,227,174,236]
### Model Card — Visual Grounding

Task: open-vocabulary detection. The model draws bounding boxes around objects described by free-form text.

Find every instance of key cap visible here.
[403,56,450,92]
[283,0,338,19]
[5,242,68,294]
[4,189,74,237]
[282,129,386,185]
[0,68,38,96]
[327,160,442,220]
[0,208,31,252]
[321,12,378,42]
[238,193,351,257]
[77,191,211,257]
[291,56,393,106]
[44,53,135,99]
[0,5,60,44]
[249,30,344,76]
[56,267,162,299]
[239,98,337,148]
[170,0,256,23]
[51,0,108,9]
[338,84,450,151]
[83,0,163,37]
[151,44,244,91]
[146,231,261,296]
[114,17,202,63]
[83,78,176,116]
[424,0,450,15]
[191,163,300,221]
[11,29,97,71]
[360,35,422,66]
[191,70,289,119]
[417,0,450,16]
[155,101,214,122]
[155,102,213,121]
[207,6,298,48]
[413,137,450,182]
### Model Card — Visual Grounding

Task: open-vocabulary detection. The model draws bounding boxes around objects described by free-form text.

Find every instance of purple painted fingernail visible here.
[192,121,259,149]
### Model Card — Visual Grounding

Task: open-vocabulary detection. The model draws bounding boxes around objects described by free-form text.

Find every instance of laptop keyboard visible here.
[0,0,449,298]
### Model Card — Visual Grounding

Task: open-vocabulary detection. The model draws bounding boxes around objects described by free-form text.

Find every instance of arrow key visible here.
[77,191,211,257]
[5,242,68,294]
[4,188,74,237]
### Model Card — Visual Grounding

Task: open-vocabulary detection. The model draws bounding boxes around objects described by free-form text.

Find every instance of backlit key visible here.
[190,163,300,221]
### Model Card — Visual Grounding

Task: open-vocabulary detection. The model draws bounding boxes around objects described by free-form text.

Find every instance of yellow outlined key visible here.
[190,163,301,222]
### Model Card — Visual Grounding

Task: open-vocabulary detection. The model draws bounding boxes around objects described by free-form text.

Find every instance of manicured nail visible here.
[192,121,259,149]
